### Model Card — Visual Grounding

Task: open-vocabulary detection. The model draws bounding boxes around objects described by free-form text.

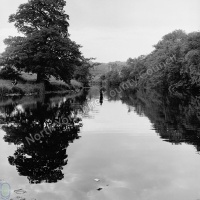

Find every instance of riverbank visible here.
[0,79,44,96]
[0,73,76,97]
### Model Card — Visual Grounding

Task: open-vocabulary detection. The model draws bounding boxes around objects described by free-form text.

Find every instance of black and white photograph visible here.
[0,0,200,199]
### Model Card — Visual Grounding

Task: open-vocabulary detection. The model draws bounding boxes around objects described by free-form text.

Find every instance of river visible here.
[0,87,200,200]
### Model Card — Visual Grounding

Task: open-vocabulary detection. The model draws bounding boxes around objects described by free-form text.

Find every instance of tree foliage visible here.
[0,66,20,80]
[105,30,200,94]
[1,0,87,83]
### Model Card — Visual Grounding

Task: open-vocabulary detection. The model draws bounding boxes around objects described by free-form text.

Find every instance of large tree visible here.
[1,0,84,83]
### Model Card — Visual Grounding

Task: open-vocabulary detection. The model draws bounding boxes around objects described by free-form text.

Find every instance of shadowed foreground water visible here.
[0,88,200,200]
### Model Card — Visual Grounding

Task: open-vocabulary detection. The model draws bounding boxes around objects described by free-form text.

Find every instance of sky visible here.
[0,0,199,63]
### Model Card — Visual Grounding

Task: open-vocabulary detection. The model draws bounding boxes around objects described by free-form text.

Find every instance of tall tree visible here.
[1,0,84,83]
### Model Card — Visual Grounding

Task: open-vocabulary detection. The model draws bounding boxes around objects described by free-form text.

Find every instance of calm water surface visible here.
[0,87,200,200]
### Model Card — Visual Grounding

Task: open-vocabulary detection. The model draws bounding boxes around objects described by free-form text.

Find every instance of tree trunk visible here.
[37,72,43,83]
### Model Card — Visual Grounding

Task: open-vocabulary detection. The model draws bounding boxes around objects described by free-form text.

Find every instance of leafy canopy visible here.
[1,0,86,83]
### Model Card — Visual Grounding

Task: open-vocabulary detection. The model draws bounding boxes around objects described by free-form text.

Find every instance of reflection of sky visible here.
[1,100,200,200]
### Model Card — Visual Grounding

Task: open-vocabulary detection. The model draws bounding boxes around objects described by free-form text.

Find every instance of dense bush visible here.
[106,70,122,86]
[0,67,20,80]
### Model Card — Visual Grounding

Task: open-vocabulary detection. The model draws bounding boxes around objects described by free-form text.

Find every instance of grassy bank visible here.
[0,79,44,96]
[0,72,83,97]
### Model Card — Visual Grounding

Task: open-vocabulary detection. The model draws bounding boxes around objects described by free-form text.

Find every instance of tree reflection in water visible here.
[107,86,200,153]
[1,93,87,184]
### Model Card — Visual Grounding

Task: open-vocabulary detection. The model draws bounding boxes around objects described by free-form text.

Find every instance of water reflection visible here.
[119,89,200,152]
[1,86,200,199]
[0,92,88,184]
